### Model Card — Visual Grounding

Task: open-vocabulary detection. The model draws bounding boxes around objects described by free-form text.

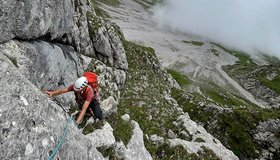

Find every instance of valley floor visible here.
[101,0,266,108]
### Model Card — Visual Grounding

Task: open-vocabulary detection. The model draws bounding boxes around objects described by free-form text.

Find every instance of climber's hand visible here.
[43,90,55,97]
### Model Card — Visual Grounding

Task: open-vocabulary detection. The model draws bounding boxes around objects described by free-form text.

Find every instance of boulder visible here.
[149,134,164,146]
[121,114,131,122]
[100,96,118,118]
[114,120,153,160]
[86,122,115,148]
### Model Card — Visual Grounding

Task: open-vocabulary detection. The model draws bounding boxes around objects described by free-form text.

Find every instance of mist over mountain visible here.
[152,0,280,57]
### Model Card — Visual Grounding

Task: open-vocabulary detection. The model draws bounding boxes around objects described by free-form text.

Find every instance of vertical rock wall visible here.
[0,0,74,42]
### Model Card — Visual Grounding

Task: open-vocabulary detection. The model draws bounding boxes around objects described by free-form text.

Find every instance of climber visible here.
[43,76,103,125]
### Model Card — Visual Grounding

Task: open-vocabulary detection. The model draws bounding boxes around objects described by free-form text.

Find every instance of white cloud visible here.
[152,0,280,57]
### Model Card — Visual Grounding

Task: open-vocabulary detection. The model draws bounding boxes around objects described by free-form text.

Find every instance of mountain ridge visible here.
[0,0,279,159]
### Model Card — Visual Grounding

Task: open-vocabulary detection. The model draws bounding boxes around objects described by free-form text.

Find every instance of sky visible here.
[152,0,280,57]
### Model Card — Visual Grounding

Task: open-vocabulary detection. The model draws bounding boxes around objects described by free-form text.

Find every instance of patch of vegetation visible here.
[183,40,204,46]
[89,0,111,18]
[222,63,257,79]
[223,62,280,105]
[167,69,190,87]
[76,20,82,28]
[212,43,254,65]
[133,0,164,9]
[219,49,280,159]
[150,143,220,160]
[105,113,133,146]
[171,88,213,124]
[118,40,183,158]
[97,146,119,159]
[4,54,18,68]
[203,89,248,107]
[261,54,280,65]
[113,117,133,145]
[275,132,280,140]
[68,105,104,134]
[216,107,280,158]
[82,122,95,135]
[258,66,280,94]
[175,89,280,158]
[97,0,120,6]
[86,13,124,43]
[154,143,198,160]
[170,61,189,71]
[170,77,280,159]
[87,12,104,36]
[194,137,205,143]
[110,22,125,41]
[198,146,220,160]
[209,48,219,56]
[71,111,104,134]
[259,75,280,94]
[217,110,258,158]
[120,40,179,134]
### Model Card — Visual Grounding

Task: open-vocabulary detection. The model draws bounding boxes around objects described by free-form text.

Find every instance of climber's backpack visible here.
[84,71,98,94]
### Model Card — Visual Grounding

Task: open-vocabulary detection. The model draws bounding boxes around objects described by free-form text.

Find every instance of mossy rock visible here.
[167,69,191,87]
[117,40,182,156]
[4,54,18,68]
[89,0,111,18]
[211,43,254,65]
[194,137,206,143]
[171,82,280,159]
[183,40,204,46]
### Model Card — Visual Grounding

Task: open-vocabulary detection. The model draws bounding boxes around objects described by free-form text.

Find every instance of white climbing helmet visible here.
[74,76,88,91]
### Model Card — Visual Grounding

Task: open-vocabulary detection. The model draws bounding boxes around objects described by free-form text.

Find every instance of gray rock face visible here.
[100,96,118,118]
[114,120,153,160]
[90,59,126,102]
[168,113,239,160]
[0,2,131,158]
[0,40,83,106]
[0,0,128,73]
[0,0,74,43]
[126,120,153,160]
[149,134,164,146]
[0,54,105,160]
[167,129,176,139]
[66,0,96,56]
[87,16,128,70]
[86,122,115,148]
[254,119,280,159]
[223,65,280,108]
[0,0,131,159]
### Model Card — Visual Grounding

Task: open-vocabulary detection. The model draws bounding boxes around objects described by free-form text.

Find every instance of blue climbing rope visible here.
[47,115,72,160]
[47,100,79,159]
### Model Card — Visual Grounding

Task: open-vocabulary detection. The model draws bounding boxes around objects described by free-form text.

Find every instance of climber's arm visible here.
[76,100,90,124]
[44,88,69,97]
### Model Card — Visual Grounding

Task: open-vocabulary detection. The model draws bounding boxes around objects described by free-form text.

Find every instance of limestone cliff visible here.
[0,0,240,160]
